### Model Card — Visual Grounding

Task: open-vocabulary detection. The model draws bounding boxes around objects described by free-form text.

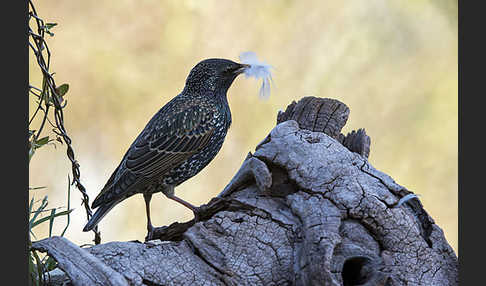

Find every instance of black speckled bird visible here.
[83,58,250,238]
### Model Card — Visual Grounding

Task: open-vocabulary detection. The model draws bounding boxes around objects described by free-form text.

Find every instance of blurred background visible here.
[29,0,458,253]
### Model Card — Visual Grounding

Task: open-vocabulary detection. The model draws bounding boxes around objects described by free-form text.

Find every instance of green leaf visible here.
[29,186,47,191]
[61,175,72,237]
[29,147,35,163]
[30,228,37,240]
[28,251,38,286]
[48,209,56,237]
[29,196,48,228]
[32,249,44,284]
[35,136,49,147]
[55,84,69,97]
[31,209,73,229]
[45,23,58,29]
[29,197,35,214]
[44,256,58,272]
[28,197,35,234]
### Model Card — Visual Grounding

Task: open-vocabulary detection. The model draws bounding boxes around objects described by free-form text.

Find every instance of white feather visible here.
[239,51,274,99]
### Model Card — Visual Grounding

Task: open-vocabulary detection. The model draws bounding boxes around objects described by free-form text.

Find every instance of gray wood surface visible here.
[32,97,458,286]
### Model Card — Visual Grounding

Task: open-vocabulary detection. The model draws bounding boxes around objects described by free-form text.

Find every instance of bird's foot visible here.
[145,224,155,242]
[192,207,202,222]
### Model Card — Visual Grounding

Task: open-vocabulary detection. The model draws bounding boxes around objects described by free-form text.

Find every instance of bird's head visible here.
[183,58,250,95]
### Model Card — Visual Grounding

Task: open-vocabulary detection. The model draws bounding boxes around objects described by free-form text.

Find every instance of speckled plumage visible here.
[83,59,248,233]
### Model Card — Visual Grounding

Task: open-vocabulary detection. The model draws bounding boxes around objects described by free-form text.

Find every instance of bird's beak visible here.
[233,64,250,75]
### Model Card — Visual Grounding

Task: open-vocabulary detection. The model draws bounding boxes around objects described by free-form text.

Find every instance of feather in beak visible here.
[239,51,274,99]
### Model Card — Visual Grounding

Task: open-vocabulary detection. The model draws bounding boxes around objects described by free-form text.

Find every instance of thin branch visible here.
[28,0,101,244]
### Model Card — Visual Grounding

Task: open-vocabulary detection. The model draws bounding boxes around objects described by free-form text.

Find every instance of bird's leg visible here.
[161,185,200,220]
[143,193,155,240]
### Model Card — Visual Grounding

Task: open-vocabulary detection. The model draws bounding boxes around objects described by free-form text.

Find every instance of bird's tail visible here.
[83,201,117,232]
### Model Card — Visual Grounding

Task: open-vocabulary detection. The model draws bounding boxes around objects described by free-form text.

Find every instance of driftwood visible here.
[32,97,458,286]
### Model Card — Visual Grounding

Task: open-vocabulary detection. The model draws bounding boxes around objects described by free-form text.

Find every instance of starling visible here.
[83,58,250,239]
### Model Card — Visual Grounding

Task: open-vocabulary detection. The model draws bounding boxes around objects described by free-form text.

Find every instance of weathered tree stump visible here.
[32,97,458,286]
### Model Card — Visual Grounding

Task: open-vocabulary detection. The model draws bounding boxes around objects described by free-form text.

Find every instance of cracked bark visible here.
[31,97,458,286]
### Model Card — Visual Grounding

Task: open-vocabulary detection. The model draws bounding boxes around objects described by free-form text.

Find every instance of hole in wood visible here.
[342,256,372,286]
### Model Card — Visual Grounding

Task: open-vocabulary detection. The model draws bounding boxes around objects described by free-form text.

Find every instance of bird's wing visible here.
[125,104,215,175]
[92,101,216,207]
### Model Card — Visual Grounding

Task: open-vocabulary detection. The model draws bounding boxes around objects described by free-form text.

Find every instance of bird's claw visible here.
[145,224,155,242]
[192,207,202,222]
